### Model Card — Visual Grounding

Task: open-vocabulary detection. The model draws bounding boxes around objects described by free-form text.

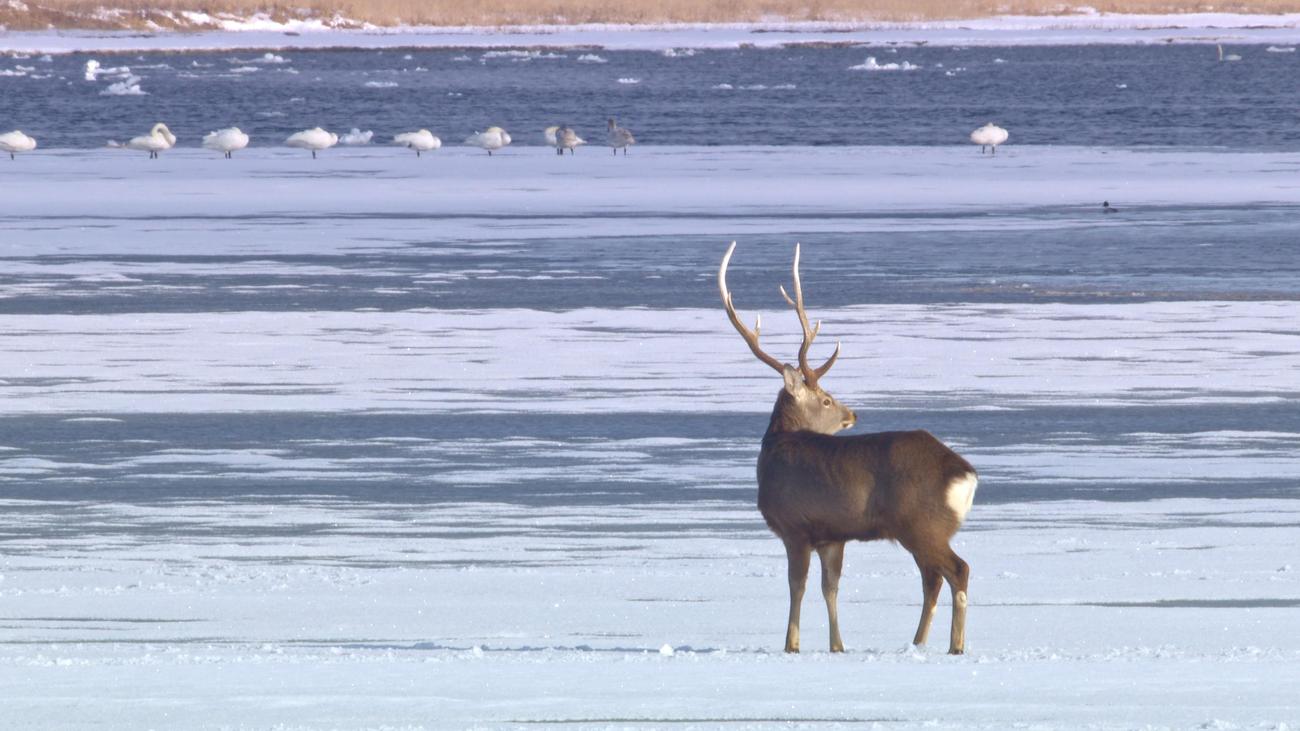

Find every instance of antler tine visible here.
[783,243,840,387]
[785,243,820,386]
[719,242,785,374]
[814,340,841,378]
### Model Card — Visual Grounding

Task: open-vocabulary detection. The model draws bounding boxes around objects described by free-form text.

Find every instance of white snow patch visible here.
[100,74,145,95]
[339,128,374,145]
[849,56,920,71]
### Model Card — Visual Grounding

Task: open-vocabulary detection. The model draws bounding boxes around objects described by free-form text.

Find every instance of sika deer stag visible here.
[719,242,978,655]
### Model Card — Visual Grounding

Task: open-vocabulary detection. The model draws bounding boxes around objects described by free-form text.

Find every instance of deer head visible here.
[718,242,856,435]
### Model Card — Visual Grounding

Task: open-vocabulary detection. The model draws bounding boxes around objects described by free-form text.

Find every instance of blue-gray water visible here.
[2,207,1299,315]
[4,44,1300,148]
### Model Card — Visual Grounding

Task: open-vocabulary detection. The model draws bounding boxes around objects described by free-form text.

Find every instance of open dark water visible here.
[3,44,1300,148]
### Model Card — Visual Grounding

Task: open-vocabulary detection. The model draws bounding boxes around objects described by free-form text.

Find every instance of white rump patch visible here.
[946,472,978,523]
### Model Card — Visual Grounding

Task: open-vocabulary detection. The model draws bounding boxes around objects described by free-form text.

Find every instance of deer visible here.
[718,242,978,655]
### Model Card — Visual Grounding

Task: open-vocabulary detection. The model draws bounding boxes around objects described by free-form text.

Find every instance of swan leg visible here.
[311,150,317,159]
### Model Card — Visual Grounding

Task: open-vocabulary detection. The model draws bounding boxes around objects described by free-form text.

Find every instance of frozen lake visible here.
[1,142,1298,728]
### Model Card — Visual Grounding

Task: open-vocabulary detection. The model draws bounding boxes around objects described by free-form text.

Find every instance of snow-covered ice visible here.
[0,145,1297,728]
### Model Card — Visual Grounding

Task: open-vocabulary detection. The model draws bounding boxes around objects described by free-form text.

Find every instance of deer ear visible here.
[781,364,805,395]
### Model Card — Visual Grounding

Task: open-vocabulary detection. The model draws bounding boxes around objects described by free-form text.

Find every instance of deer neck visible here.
[763,390,805,439]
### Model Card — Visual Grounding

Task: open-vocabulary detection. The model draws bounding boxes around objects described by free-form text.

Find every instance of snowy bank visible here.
[3,13,1300,54]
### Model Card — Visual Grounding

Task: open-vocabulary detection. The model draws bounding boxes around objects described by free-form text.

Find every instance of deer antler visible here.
[778,243,840,389]
[719,242,785,374]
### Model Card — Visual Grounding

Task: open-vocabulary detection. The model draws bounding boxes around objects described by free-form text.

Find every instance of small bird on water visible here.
[1103,201,1118,214]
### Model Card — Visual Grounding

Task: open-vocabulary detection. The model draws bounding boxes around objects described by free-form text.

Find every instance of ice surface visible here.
[0,144,1297,729]
[0,302,1297,416]
[3,145,1298,218]
[0,495,1296,728]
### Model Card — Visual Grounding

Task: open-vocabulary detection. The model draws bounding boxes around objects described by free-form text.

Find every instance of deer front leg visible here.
[912,563,943,646]
[816,542,846,652]
[783,540,811,653]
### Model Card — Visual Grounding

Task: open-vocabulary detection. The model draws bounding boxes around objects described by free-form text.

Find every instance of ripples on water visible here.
[3,44,1299,148]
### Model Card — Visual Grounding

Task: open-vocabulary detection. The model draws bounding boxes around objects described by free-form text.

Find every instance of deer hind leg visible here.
[938,547,971,654]
[816,542,846,652]
[911,561,944,647]
[782,540,812,653]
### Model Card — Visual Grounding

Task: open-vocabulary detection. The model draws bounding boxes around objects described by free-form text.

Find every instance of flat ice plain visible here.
[1,144,1299,729]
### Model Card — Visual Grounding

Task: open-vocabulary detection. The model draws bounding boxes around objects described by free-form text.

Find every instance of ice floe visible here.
[339,128,374,145]
[99,74,145,95]
[849,56,920,71]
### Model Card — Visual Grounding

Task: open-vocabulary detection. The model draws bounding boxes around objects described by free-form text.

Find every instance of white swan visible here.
[0,130,37,160]
[202,127,249,158]
[1218,44,1242,62]
[607,118,635,155]
[970,122,1009,155]
[464,126,511,155]
[340,128,374,145]
[553,126,585,155]
[393,129,442,157]
[285,127,338,158]
[115,123,175,159]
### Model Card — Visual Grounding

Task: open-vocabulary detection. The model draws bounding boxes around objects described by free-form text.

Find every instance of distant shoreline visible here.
[2,14,1299,54]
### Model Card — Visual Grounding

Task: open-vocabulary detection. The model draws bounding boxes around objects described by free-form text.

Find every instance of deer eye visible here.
[821,398,831,407]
